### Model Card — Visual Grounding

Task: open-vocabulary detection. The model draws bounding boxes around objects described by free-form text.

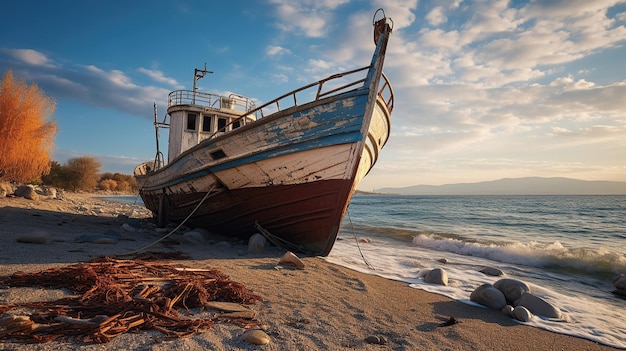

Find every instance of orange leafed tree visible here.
[0,70,58,182]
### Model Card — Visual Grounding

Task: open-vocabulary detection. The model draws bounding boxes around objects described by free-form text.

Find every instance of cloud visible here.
[0,48,170,118]
[266,45,292,57]
[425,6,447,26]
[269,0,350,37]
[138,68,183,89]
[1,48,54,67]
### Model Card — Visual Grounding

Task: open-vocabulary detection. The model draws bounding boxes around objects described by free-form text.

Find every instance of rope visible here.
[346,209,374,269]
[254,221,305,254]
[118,187,214,257]
[133,193,142,205]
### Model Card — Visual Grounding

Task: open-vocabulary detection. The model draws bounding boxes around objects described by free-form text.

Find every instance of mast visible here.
[192,63,213,104]
[153,103,164,170]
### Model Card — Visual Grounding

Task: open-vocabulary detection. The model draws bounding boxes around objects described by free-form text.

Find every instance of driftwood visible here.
[0,255,263,343]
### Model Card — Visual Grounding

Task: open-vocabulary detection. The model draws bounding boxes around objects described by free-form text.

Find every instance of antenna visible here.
[192,63,213,104]
[193,63,213,92]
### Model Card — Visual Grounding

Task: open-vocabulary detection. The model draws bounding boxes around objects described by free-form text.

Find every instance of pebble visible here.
[479,267,505,276]
[501,305,514,317]
[183,229,209,244]
[513,306,533,322]
[493,278,531,304]
[515,292,562,319]
[248,233,267,253]
[470,283,507,310]
[14,185,39,201]
[0,182,13,196]
[242,329,270,345]
[16,231,51,244]
[75,230,120,244]
[423,268,448,286]
[365,335,387,345]
[279,251,305,269]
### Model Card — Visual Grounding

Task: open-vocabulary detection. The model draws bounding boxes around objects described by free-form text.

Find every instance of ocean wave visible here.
[411,233,626,276]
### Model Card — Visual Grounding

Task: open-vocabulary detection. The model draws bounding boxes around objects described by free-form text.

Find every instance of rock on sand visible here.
[493,278,531,304]
[242,329,270,345]
[470,283,507,310]
[423,268,448,286]
[515,292,562,319]
[278,251,304,269]
[14,185,39,201]
[248,233,267,253]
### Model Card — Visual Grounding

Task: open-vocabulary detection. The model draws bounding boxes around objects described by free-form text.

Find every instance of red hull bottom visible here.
[140,179,353,256]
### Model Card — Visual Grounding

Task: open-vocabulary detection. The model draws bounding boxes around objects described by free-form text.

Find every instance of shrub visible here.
[98,179,118,191]
[0,70,57,182]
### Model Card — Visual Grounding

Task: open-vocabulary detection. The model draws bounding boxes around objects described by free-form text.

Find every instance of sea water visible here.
[326,195,626,349]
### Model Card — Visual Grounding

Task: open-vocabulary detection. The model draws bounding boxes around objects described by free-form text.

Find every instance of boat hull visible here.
[136,93,390,256]
[135,11,393,256]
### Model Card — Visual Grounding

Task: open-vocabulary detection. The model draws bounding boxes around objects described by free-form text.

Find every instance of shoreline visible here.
[0,192,621,350]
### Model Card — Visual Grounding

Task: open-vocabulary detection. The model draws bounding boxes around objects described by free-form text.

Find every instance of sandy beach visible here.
[0,192,620,350]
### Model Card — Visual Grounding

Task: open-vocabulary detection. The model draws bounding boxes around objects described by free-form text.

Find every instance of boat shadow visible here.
[0,203,291,267]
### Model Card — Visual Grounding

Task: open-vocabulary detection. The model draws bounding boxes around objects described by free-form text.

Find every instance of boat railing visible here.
[201,65,394,139]
[170,64,393,123]
[253,65,369,118]
[168,90,257,114]
[251,65,394,120]
[378,72,394,113]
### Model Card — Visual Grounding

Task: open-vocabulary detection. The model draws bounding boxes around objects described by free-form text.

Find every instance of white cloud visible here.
[425,6,447,26]
[306,58,333,73]
[269,0,350,37]
[138,68,182,88]
[266,45,292,57]
[84,65,137,89]
[271,73,289,83]
[3,48,52,66]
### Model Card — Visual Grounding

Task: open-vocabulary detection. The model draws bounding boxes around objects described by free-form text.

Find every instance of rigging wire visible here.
[118,186,214,257]
[346,208,374,269]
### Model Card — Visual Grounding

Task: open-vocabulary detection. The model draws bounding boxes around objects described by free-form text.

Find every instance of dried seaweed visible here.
[0,256,263,344]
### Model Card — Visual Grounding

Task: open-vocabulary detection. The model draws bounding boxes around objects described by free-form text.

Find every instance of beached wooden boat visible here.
[134,9,394,256]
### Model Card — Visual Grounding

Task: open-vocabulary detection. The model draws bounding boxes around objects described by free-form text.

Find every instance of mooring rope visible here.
[346,208,374,269]
[118,186,214,256]
[254,222,305,254]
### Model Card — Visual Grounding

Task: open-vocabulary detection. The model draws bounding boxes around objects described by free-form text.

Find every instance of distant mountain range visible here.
[375,177,626,195]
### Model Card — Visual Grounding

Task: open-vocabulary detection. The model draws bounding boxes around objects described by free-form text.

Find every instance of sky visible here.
[1,0,625,191]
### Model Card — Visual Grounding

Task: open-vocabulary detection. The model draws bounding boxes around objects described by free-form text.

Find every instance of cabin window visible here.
[217,118,227,132]
[186,113,197,130]
[202,115,212,132]
[232,120,241,129]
